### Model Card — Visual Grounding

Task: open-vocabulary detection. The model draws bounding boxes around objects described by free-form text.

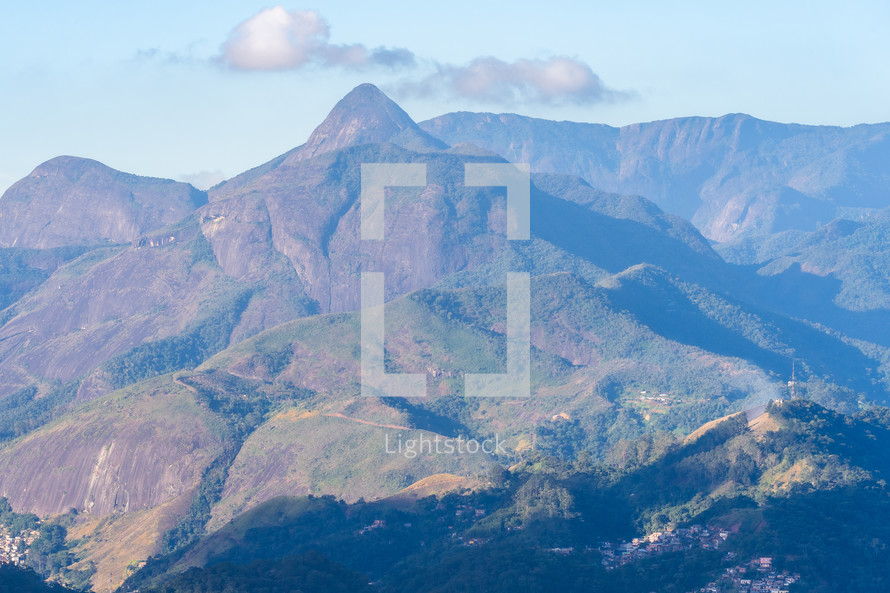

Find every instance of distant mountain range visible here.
[420,111,890,246]
[0,84,888,591]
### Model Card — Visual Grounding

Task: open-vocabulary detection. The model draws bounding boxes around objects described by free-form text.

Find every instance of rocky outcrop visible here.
[0,377,224,517]
[0,156,207,248]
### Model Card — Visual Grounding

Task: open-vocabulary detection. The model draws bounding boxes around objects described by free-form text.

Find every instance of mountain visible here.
[208,84,446,202]
[0,217,263,402]
[747,210,890,312]
[1,84,889,591]
[294,82,447,159]
[0,376,225,518]
[121,400,890,593]
[203,82,722,317]
[0,376,226,587]
[8,259,872,590]
[419,112,890,245]
[0,156,207,249]
[0,245,94,311]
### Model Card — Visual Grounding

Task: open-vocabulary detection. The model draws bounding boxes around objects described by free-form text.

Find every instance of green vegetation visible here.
[27,524,71,576]
[157,372,273,555]
[4,101,890,593]
[719,489,890,592]
[0,564,77,593]
[101,289,253,390]
[0,499,90,589]
[158,448,238,556]
[139,551,370,593]
[0,496,39,532]
[0,245,94,312]
[121,400,890,593]
[0,380,80,442]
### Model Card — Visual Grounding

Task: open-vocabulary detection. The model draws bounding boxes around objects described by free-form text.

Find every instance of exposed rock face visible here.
[211,144,508,313]
[420,112,890,242]
[0,86,729,403]
[0,212,314,399]
[0,223,225,395]
[0,156,207,248]
[1,84,882,410]
[207,85,719,315]
[0,378,224,516]
[207,145,723,315]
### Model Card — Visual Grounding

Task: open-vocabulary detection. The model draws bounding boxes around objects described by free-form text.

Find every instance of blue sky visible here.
[2,0,888,192]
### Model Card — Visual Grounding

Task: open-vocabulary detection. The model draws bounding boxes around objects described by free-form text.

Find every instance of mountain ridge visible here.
[419,111,890,243]
[1,84,890,592]
[0,156,207,249]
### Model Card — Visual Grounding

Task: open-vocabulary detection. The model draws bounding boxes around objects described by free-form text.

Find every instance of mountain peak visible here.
[27,155,114,183]
[0,156,207,248]
[294,83,445,160]
[341,82,396,104]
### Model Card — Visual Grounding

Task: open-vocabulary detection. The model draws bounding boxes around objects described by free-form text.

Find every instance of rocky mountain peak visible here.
[293,83,445,160]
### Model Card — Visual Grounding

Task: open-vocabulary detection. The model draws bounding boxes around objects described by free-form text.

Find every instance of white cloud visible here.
[396,56,628,106]
[218,7,627,106]
[221,6,415,71]
[179,170,226,190]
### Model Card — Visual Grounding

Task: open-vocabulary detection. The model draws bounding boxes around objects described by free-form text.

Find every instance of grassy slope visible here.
[126,399,890,593]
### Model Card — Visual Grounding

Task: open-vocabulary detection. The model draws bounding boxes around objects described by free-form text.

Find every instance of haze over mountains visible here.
[421,111,890,247]
[0,83,889,591]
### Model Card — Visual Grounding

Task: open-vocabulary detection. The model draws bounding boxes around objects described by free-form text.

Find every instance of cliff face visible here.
[0,213,318,400]
[209,144,512,314]
[0,222,225,397]
[0,156,207,249]
[204,85,500,314]
[206,101,720,316]
[0,376,224,517]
